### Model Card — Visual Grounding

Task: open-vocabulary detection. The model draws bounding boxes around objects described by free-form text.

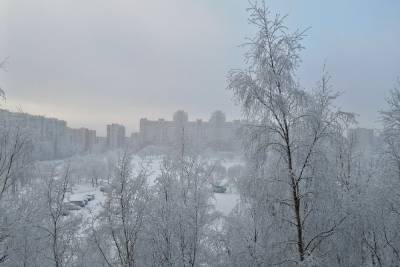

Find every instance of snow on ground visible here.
[130,154,242,215]
[67,184,106,225]
[131,155,163,186]
[66,154,242,230]
[219,158,245,169]
[213,193,240,215]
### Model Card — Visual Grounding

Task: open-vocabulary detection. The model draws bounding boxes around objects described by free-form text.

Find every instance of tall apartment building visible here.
[347,127,377,153]
[139,110,241,151]
[0,109,97,158]
[69,128,97,153]
[107,123,126,149]
[0,109,70,158]
[0,109,68,140]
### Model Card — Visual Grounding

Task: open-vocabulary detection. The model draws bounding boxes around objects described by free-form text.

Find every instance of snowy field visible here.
[65,153,243,226]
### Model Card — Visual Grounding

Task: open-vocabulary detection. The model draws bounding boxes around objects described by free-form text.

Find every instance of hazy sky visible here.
[1,0,399,136]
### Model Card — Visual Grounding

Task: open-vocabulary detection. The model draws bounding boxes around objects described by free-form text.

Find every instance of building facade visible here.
[0,109,97,158]
[107,123,126,149]
[69,128,97,153]
[347,127,378,153]
[139,110,242,151]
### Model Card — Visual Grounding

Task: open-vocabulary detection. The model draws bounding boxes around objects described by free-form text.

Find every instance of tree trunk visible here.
[287,140,305,261]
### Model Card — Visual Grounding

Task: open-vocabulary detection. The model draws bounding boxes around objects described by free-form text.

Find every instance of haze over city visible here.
[1,0,399,135]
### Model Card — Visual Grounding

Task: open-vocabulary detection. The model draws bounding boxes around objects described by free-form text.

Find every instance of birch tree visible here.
[38,165,81,267]
[148,158,179,266]
[0,128,30,200]
[0,127,31,264]
[381,79,400,180]
[95,152,150,267]
[147,133,217,267]
[227,1,353,263]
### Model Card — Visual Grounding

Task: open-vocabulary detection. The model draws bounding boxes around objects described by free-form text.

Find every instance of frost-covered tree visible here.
[372,78,400,265]
[148,158,179,266]
[381,79,400,180]
[0,127,30,200]
[2,185,45,266]
[0,128,31,264]
[94,152,150,267]
[223,150,279,266]
[38,165,81,267]
[1,162,84,267]
[148,154,216,267]
[227,1,353,263]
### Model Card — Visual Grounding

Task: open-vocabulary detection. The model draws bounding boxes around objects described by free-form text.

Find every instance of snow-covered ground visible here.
[67,184,105,217]
[213,193,240,215]
[65,153,244,228]
[131,154,243,215]
[131,155,163,186]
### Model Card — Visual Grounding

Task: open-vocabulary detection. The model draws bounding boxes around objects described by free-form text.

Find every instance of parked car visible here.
[100,185,112,193]
[64,202,81,211]
[61,202,81,216]
[70,200,86,208]
[86,194,95,201]
[213,185,227,193]
[61,210,70,217]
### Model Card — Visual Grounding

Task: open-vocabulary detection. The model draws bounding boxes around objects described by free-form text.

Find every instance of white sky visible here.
[1,0,399,136]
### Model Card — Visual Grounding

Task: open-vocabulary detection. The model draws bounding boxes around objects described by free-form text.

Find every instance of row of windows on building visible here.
[0,109,243,159]
[1,109,379,159]
[0,109,125,159]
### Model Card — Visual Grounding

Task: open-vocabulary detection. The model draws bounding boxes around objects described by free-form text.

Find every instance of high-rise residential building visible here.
[0,109,97,158]
[138,110,242,151]
[69,128,97,153]
[107,123,126,149]
[347,127,377,152]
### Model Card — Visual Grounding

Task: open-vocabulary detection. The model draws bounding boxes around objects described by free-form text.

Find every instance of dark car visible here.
[86,194,95,201]
[213,185,227,193]
[100,185,112,193]
[70,200,86,208]
[61,202,81,216]
[64,202,81,211]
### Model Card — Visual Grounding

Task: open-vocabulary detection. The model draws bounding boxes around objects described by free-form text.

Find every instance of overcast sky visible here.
[1,0,399,136]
